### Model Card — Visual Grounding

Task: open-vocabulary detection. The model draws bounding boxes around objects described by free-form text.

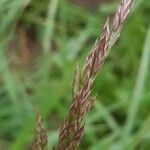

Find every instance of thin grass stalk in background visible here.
[43,0,59,54]
[0,0,31,39]
[126,116,150,149]
[122,24,150,146]
[54,0,133,149]
[41,0,59,83]
[94,101,120,134]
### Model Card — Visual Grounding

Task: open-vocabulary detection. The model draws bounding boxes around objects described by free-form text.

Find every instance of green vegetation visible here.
[0,0,150,149]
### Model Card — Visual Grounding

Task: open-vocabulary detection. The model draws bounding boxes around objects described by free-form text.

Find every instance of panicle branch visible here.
[54,0,132,150]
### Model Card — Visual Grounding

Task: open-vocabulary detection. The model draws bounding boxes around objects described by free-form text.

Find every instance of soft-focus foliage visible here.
[0,0,150,150]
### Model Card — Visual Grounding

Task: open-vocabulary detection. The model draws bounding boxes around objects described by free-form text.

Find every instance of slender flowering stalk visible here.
[32,113,48,150]
[54,0,132,149]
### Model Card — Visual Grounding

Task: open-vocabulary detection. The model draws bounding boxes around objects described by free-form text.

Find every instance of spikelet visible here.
[112,0,132,31]
[54,18,110,150]
[54,0,132,149]
[32,113,48,150]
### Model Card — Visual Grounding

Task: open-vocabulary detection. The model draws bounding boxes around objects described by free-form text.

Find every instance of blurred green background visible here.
[0,0,150,149]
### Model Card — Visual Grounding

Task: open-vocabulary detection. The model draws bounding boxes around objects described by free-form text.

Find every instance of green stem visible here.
[43,0,59,54]
[122,24,150,144]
